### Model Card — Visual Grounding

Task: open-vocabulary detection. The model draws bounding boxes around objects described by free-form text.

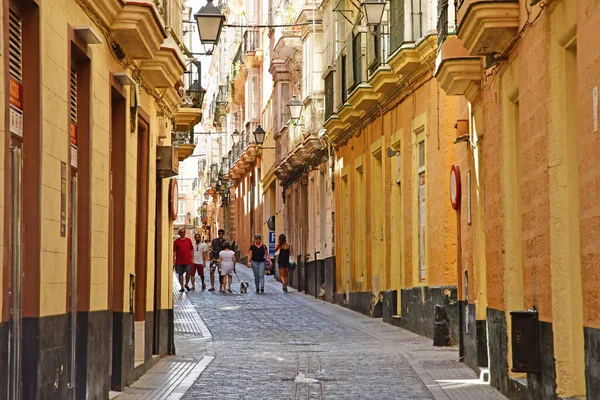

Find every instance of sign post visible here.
[268,231,276,255]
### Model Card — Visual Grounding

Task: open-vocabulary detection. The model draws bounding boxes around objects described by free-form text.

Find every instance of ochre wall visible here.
[334,77,458,299]
[35,0,172,318]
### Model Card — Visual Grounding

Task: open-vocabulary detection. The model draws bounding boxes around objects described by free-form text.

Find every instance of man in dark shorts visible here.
[209,229,227,291]
[173,228,194,292]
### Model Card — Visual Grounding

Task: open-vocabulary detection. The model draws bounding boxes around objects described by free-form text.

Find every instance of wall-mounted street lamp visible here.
[232,129,241,144]
[362,0,387,26]
[252,125,276,149]
[194,0,226,46]
[253,125,266,145]
[204,190,210,200]
[287,96,303,125]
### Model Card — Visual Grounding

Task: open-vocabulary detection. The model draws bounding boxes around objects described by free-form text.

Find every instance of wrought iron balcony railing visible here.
[243,29,260,55]
[172,130,194,146]
[437,0,449,49]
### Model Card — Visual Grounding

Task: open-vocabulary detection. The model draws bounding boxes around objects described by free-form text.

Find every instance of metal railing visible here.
[367,25,390,76]
[437,0,449,49]
[172,130,194,146]
[243,29,260,55]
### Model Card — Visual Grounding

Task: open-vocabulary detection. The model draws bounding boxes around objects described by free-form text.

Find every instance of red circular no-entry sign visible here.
[450,165,461,210]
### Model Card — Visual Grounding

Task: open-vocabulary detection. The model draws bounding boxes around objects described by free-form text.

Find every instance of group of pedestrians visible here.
[173,228,294,294]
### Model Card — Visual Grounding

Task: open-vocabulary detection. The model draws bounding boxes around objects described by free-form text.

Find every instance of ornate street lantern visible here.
[232,129,241,144]
[194,0,226,45]
[362,0,387,26]
[287,96,303,123]
[253,125,266,146]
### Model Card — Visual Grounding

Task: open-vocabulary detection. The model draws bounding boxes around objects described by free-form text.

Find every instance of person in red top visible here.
[173,228,194,293]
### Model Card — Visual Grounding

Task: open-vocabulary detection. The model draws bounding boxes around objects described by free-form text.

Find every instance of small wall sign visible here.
[450,164,461,210]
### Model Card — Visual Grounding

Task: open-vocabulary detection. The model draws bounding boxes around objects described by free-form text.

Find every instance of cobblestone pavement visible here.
[116,277,214,400]
[178,265,507,400]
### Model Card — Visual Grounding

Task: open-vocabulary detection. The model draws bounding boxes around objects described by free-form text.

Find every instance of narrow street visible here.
[120,266,507,400]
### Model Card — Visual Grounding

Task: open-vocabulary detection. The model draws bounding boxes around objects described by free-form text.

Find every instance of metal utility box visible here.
[510,310,540,373]
[156,146,178,178]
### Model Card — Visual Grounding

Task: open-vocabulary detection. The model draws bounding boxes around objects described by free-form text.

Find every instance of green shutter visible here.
[390,0,405,53]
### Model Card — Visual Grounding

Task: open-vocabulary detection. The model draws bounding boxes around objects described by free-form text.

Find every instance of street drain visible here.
[421,361,466,370]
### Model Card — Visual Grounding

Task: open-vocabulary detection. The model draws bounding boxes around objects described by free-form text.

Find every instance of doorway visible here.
[134,117,150,365]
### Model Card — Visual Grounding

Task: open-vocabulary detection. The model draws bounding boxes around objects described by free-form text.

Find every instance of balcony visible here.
[80,0,122,28]
[111,1,167,60]
[242,29,262,68]
[175,63,205,131]
[172,130,195,161]
[274,131,326,185]
[227,130,259,181]
[139,35,185,89]
[435,36,483,102]
[456,0,520,56]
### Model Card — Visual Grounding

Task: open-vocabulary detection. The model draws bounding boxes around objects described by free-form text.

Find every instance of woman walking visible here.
[218,242,236,293]
[274,234,293,292]
[248,234,267,293]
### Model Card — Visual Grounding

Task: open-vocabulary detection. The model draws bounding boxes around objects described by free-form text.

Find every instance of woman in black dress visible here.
[274,234,293,292]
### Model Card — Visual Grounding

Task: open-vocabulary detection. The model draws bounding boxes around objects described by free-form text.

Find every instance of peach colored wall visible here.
[334,77,459,295]
[578,0,600,329]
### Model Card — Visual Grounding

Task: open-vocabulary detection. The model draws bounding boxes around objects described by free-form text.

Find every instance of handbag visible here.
[263,245,273,270]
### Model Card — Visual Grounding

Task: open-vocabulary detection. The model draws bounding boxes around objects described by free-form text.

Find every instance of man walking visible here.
[174,228,194,293]
[209,229,227,291]
[193,234,208,290]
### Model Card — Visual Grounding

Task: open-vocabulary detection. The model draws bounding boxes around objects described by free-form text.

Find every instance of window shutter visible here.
[8,7,22,81]
[70,67,78,123]
[390,0,405,53]
[345,32,354,93]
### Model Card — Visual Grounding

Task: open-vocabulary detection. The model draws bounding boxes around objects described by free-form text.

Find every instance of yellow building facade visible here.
[324,0,460,338]
[0,0,199,398]
[436,0,600,398]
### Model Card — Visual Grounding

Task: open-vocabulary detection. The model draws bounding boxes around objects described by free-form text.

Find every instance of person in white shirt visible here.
[193,234,208,290]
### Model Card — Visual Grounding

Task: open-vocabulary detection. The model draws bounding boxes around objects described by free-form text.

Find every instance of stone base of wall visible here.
[0,321,7,400]
[382,290,398,323]
[461,302,488,374]
[22,314,70,400]
[399,286,458,344]
[303,257,336,302]
[487,308,559,400]
[487,308,509,394]
[585,326,600,400]
[333,291,381,317]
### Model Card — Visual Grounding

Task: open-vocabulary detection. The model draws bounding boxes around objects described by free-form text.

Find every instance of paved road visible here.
[177,265,507,400]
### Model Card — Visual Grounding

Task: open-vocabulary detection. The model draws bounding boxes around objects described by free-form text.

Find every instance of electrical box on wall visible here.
[156,146,178,178]
[510,310,540,373]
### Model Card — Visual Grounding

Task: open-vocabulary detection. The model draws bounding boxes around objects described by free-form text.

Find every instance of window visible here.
[411,0,422,40]
[325,72,334,119]
[390,0,405,54]
[176,200,186,224]
[341,55,347,103]
[417,139,425,281]
[352,33,362,89]
[418,140,425,170]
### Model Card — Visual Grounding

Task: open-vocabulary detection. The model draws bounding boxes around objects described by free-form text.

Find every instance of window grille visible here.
[70,67,78,123]
[9,7,22,81]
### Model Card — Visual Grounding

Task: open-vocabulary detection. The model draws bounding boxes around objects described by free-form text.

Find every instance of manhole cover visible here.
[421,361,466,370]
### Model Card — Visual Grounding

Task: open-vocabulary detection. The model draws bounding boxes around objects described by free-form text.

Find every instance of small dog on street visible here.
[239,282,249,293]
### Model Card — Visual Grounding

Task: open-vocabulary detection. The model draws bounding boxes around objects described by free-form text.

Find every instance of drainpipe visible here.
[314,251,321,298]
